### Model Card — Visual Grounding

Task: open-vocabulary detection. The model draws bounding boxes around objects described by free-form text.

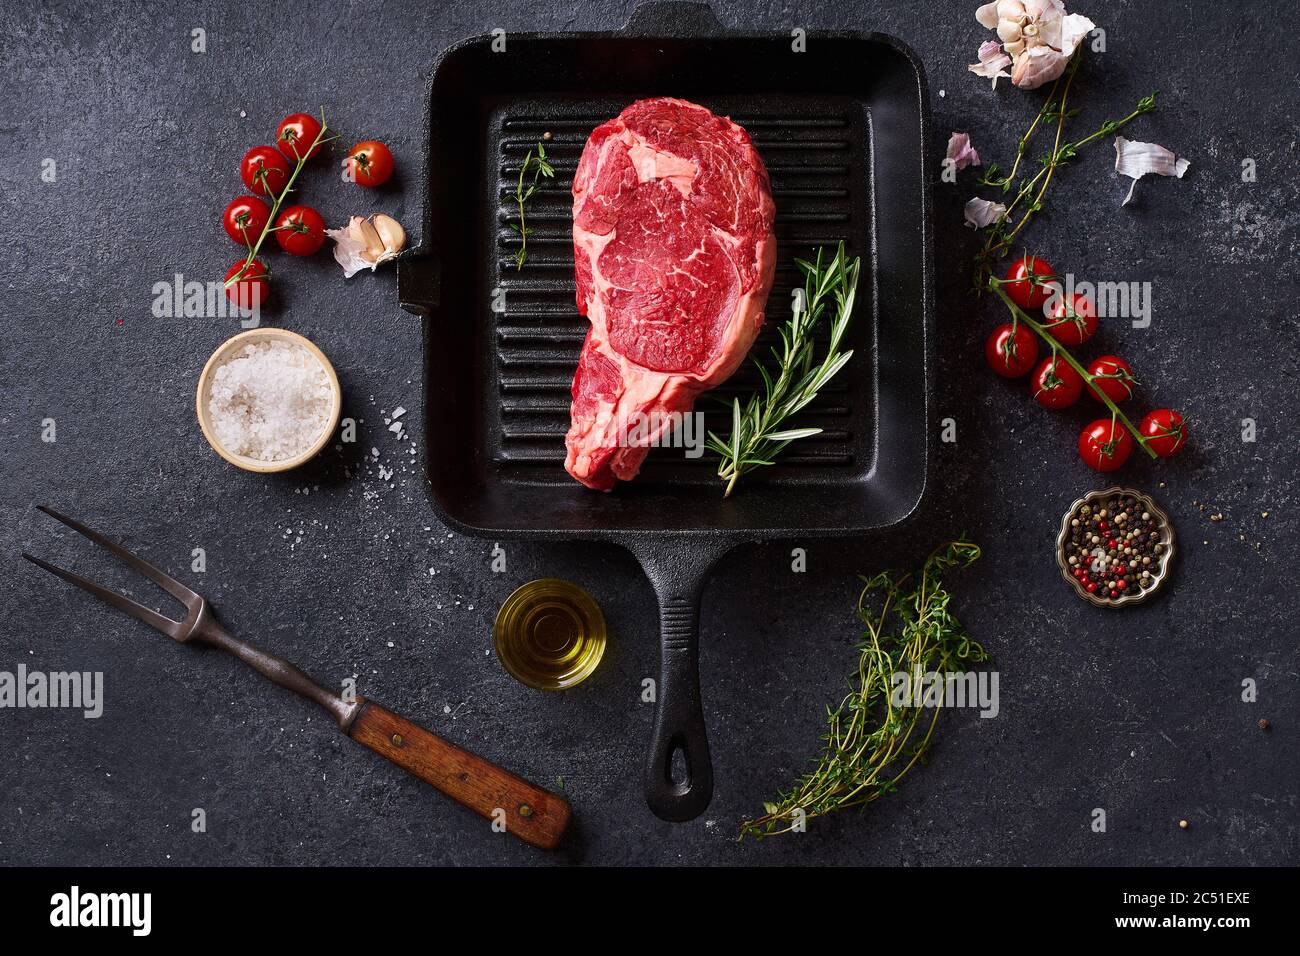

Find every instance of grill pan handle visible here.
[630,537,733,822]
[397,248,440,316]
[624,1,725,37]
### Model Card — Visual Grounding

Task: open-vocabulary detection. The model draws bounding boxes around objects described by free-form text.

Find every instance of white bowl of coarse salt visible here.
[196,329,341,473]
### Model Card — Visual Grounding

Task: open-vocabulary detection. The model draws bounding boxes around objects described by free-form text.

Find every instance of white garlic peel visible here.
[964,197,1008,229]
[327,214,407,278]
[1114,137,1190,206]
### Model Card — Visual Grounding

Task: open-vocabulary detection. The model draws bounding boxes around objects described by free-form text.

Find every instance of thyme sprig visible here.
[740,541,990,839]
[972,48,1159,290]
[706,242,860,497]
[509,139,555,270]
[225,108,337,288]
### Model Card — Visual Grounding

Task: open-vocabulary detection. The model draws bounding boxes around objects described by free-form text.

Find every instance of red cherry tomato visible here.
[276,113,324,161]
[1030,355,1084,409]
[1044,292,1097,346]
[240,146,291,197]
[222,196,271,246]
[1087,355,1136,403]
[345,140,395,187]
[224,258,269,311]
[274,205,327,256]
[1139,408,1188,457]
[985,323,1039,378]
[1079,418,1133,472]
[1004,256,1056,312]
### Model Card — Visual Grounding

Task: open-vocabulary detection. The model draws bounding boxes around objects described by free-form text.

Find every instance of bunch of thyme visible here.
[740,541,990,838]
[973,49,1159,290]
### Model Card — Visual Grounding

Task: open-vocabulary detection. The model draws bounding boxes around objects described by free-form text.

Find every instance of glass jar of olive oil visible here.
[493,579,606,691]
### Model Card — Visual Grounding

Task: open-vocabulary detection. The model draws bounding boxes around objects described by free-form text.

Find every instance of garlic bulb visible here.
[973,0,1095,90]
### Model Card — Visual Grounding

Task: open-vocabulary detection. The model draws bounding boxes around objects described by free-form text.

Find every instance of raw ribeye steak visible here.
[565,97,776,491]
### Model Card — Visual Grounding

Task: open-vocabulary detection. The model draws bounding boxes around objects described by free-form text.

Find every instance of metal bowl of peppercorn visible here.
[1057,487,1175,608]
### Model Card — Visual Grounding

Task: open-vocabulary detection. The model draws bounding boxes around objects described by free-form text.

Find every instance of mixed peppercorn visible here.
[1063,492,1169,603]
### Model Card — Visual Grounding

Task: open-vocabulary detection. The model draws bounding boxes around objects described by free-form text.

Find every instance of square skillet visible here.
[398,0,933,822]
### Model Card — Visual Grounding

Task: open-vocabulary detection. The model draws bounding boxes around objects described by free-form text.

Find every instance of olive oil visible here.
[493,579,606,691]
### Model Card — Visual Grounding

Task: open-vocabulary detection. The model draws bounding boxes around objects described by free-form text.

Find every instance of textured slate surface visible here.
[0,0,1295,866]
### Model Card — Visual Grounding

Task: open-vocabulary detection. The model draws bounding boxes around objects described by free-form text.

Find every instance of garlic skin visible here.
[964,197,1008,229]
[947,132,982,170]
[1114,137,1190,205]
[968,39,1013,87]
[974,0,1094,90]
[326,214,407,278]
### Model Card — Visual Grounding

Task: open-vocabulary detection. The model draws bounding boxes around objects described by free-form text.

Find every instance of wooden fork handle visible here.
[347,699,572,850]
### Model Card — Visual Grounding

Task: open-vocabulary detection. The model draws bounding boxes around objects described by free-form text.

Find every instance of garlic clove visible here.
[357,217,386,259]
[326,213,409,278]
[1011,46,1069,89]
[371,214,406,254]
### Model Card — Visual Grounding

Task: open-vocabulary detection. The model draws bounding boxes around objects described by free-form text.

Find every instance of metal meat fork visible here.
[22,505,571,850]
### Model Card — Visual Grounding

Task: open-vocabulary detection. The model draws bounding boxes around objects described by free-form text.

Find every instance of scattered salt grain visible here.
[207,340,332,462]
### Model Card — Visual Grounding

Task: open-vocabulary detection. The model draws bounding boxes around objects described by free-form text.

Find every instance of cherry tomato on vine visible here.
[224,258,269,311]
[345,140,395,187]
[1087,355,1136,403]
[240,146,291,197]
[985,323,1038,378]
[1139,408,1188,457]
[1079,418,1133,472]
[276,113,324,161]
[1030,355,1084,409]
[1004,255,1056,312]
[274,205,327,256]
[222,196,272,246]
[1044,292,1097,346]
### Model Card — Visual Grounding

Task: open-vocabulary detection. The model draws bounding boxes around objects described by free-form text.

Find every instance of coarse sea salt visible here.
[208,340,332,461]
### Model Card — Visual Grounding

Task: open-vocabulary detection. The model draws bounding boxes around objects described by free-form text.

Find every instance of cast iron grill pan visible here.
[399,1,933,822]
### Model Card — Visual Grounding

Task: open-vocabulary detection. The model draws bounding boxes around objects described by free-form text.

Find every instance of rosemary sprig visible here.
[972,47,1158,290]
[509,139,555,270]
[740,541,990,839]
[225,108,337,287]
[706,242,860,497]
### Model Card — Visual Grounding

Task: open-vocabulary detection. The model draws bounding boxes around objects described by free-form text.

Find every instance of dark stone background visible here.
[1,0,1295,867]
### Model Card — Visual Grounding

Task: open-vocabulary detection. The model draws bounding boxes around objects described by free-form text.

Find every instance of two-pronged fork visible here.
[22,505,571,850]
